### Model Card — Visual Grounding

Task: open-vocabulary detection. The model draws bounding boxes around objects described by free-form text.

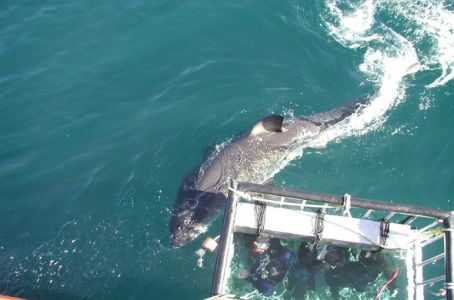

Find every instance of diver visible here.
[324,250,389,298]
[300,241,347,272]
[246,236,294,296]
[288,241,348,297]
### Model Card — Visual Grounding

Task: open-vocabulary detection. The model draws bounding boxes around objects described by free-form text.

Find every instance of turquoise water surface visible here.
[1,0,453,299]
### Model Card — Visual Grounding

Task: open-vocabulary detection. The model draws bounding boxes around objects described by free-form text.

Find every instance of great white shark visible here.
[169,98,369,248]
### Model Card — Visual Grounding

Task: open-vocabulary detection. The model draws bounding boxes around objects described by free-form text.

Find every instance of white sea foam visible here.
[380,0,454,88]
[211,0,452,181]
[285,0,454,179]
[323,0,454,88]
[322,0,379,48]
[303,0,421,150]
[266,0,443,176]
[310,0,453,147]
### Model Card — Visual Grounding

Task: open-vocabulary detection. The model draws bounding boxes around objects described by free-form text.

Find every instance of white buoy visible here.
[202,236,218,252]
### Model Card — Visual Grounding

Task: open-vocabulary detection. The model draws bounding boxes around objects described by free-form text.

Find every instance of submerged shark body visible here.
[170,98,368,248]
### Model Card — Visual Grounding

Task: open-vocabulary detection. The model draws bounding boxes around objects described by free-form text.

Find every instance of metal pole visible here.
[236,181,451,220]
[210,180,239,296]
[444,212,454,300]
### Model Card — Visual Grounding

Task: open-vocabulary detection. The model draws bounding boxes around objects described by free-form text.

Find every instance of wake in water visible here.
[317,0,418,147]
[322,0,454,88]
[211,0,453,188]
[289,0,453,152]
[173,0,454,250]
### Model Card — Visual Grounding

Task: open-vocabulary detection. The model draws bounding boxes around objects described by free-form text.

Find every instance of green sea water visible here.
[0,0,453,299]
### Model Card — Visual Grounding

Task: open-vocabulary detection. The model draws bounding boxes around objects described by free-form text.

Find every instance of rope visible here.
[379,219,390,251]
[255,201,267,237]
[310,209,325,252]
[342,193,352,217]
[253,200,270,253]
[374,268,399,300]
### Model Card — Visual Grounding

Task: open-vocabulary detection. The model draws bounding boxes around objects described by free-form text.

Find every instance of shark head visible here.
[170,209,208,248]
[169,184,225,248]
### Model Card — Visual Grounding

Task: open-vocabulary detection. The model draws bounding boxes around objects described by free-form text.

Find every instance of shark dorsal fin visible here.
[250,115,284,136]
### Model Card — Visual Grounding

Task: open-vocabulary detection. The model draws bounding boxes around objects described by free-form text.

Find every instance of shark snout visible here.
[170,220,208,248]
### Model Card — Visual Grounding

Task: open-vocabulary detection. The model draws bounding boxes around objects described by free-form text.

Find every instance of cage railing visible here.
[210,180,454,300]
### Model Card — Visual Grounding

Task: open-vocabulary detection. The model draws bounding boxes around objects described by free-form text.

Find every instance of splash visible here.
[322,0,453,88]
[322,0,379,48]
[206,0,452,184]
[307,0,454,148]
[318,0,454,142]
[265,0,452,178]
[380,0,454,88]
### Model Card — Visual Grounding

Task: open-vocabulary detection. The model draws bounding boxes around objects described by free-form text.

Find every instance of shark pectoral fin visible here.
[250,115,284,136]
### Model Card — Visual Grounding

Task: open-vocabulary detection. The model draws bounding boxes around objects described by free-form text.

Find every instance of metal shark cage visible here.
[210,180,454,300]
